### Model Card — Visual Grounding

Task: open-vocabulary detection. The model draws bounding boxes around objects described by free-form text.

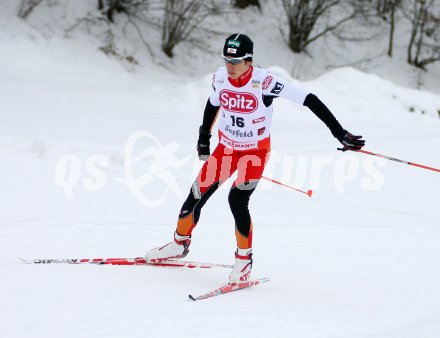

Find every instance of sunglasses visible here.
[221,53,253,65]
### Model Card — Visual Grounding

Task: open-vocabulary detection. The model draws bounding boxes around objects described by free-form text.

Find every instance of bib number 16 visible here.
[231,116,245,128]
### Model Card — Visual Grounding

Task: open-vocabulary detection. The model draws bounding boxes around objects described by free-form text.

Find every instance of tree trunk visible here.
[407,1,419,64]
[387,3,396,57]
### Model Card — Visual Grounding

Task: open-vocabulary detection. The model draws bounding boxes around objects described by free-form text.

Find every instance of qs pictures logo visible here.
[54,131,191,207]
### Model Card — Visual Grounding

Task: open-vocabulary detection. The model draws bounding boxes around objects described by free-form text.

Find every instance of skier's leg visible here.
[145,144,237,262]
[230,149,270,248]
[228,149,270,283]
[228,180,259,249]
[176,181,220,236]
[176,143,237,236]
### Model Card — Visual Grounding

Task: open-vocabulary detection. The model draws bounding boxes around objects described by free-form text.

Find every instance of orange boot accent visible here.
[176,212,196,236]
[235,221,253,249]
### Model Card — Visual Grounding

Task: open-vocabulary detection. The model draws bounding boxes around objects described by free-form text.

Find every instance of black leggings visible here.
[178,180,258,240]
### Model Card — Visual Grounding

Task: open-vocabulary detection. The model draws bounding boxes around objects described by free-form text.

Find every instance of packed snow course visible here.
[1,14,440,338]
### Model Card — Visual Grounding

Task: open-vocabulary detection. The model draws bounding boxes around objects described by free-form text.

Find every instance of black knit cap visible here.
[222,33,253,59]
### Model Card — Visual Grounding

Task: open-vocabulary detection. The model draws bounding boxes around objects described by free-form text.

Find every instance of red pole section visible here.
[261,176,313,197]
[356,149,440,173]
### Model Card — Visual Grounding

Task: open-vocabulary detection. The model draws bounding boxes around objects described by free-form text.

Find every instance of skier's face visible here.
[224,59,251,79]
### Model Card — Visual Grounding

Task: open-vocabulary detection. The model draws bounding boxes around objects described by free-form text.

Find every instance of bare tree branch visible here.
[406,0,440,69]
[161,0,219,58]
[281,0,368,54]
[18,0,44,19]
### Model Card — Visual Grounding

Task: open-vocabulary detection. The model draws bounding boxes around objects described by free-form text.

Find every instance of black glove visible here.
[197,126,211,161]
[337,130,365,152]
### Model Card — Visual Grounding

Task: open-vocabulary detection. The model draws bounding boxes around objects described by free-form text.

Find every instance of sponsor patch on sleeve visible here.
[262,76,273,90]
[270,82,284,95]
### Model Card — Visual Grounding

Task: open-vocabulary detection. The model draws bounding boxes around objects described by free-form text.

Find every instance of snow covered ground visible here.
[1,7,440,338]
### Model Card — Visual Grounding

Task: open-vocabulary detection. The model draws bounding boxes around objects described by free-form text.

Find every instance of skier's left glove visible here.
[337,130,365,152]
[197,126,211,161]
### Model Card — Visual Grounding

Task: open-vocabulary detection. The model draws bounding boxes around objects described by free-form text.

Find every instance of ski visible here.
[188,277,270,301]
[19,257,233,269]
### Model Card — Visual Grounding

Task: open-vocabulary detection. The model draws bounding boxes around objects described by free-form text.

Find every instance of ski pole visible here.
[261,176,313,197]
[350,149,440,173]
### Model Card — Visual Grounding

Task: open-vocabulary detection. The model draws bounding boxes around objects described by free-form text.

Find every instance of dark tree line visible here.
[16,0,440,70]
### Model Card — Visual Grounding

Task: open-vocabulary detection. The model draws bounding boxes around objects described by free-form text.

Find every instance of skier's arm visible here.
[197,99,219,160]
[197,72,221,160]
[302,93,344,139]
[262,75,309,105]
[263,76,344,136]
[200,99,220,134]
[302,94,365,151]
[263,74,365,150]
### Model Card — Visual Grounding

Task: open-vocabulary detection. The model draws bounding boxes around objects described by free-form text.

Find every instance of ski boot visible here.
[145,232,191,263]
[229,248,253,284]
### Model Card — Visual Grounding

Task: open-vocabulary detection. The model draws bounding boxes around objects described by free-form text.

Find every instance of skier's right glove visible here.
[197,126,211,161]
[336,130,365,152]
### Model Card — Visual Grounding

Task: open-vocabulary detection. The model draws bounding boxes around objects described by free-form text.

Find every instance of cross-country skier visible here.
[145,33,365,284]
